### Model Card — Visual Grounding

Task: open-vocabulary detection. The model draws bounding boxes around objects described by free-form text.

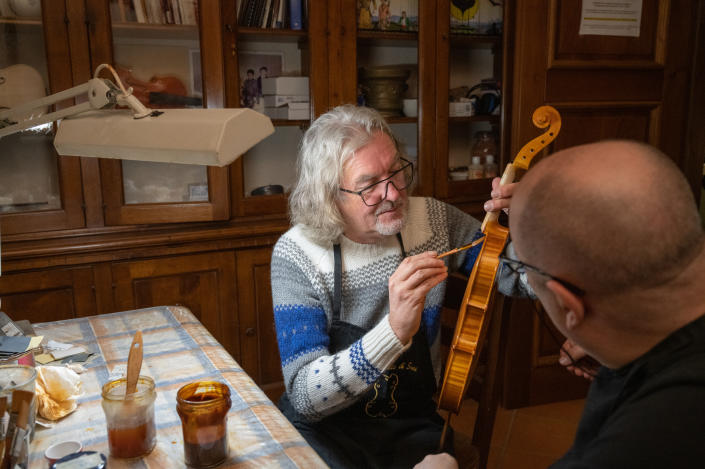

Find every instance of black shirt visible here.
[550,314,705,468]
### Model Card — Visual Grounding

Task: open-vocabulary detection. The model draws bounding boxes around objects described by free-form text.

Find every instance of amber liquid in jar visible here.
[177,381,232,468]
[101,376,157,459]
[108,420,157,458]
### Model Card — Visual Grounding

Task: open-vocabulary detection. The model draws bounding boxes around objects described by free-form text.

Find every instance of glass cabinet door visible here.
[435,0,504,210]
[227,0,321,217]
[354,0,425,193]
[0,2,84,235]
[99,0,229,225]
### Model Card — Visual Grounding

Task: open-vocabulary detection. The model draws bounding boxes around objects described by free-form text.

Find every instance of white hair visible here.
[288,105,399,245]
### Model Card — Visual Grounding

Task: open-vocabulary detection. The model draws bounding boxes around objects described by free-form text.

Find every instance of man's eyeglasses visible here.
[339,157,414,207]
[499,255,585,297]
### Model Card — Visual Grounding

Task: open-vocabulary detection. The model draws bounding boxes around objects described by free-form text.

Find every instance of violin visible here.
[437,105,562,448]
[115,66,194,108]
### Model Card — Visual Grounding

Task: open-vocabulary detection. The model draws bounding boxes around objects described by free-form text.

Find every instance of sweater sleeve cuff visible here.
[360,315,412,373]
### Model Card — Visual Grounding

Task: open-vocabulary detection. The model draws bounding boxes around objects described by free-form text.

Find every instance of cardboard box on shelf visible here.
[264,102,309,120]
[261,77,309,96]
[449,102,475,117]
[262,95,310,107]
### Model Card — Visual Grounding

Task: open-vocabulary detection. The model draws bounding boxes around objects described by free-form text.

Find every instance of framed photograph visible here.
[189,49,203,97]
[357,0,418,32]
[238,52,284,109]
[188,183,209,202]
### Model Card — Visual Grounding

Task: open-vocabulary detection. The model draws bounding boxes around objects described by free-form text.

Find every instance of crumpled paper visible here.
[35,365,83,420]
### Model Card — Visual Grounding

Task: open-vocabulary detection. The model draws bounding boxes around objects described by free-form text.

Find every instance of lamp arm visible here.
[0,76,151,138]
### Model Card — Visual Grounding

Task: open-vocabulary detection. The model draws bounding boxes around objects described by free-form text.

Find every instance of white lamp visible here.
[0,64,275,166]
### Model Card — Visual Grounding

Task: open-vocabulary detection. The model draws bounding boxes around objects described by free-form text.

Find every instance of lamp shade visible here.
[53,107,275,167]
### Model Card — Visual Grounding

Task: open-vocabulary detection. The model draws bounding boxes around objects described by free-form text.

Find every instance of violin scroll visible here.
[514,105,562,170]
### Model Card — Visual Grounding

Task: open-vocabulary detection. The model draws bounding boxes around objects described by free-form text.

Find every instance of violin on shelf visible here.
[115,66,202,108]
[437,105,562,450]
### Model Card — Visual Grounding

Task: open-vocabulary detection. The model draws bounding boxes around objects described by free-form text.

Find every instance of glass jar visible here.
[471,131,498,168]
[101,376,157,459]
[176,381,232,468]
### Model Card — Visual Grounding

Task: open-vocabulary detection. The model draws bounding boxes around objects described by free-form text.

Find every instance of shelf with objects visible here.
[0,3,85,235]
[434,0,505,214]
[353,0,434,196]
[228,0,322,217]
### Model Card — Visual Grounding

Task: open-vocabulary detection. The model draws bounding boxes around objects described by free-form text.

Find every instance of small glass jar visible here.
[471,131,498,167]
[176,381,231,468]
[101,376,157,459]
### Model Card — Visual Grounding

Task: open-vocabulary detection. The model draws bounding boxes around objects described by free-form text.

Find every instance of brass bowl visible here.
[359,66,411,117]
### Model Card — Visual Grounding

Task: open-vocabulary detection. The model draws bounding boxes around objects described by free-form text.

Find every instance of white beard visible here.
[375,200,407,235]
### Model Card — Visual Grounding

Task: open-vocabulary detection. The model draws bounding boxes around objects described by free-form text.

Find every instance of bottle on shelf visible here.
[471,129,496,159]
[484,155,499,178]
[468,156,484,180]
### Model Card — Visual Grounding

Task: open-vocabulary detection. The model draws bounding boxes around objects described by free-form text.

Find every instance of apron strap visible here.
[333,242,343,321]
[333,233,406,322]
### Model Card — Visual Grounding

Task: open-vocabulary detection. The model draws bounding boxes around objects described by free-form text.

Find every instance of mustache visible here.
[375,199,401,216]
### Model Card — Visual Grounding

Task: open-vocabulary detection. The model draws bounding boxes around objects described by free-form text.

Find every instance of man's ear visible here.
[545,280,585,331]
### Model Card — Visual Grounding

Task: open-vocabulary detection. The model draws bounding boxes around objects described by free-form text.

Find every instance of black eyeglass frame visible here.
[499,254,585,297]
[339,157,414,207]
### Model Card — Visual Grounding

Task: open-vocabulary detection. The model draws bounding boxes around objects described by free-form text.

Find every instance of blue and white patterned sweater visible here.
[271,197,528,422]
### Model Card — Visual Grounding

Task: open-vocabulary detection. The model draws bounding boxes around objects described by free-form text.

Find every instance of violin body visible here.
[116,66,188,108]
[437,105,562,430]
[438,220,509,413]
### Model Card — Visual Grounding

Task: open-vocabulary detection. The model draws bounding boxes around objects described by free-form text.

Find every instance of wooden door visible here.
[111,251,239,358]
[235,247,284,403]
[503,0,704,407]
[0,267,97,323]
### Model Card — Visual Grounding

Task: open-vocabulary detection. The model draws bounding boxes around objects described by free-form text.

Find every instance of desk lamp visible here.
[0,64,274,166]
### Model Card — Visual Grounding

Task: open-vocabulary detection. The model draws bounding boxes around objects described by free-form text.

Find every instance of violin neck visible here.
[481,163,517,231]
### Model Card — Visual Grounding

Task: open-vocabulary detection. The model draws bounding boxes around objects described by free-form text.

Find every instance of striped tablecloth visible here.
[29,306,327,468]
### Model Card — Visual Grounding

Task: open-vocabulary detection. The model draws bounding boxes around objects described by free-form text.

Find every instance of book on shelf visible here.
[289,0,302,30]
[126,0,197,25]
[237,0,306,29]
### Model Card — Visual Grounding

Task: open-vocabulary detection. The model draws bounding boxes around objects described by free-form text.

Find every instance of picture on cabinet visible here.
[357,0,418,32]
[238,52,284,110]
[450,0,503,35]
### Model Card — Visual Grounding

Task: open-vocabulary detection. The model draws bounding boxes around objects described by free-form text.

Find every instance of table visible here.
[29,306,327,468]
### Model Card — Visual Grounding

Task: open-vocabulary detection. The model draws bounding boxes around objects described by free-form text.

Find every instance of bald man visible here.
[507,140,705,468]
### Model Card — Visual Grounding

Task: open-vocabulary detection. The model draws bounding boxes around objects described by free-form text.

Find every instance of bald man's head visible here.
[510,140,704,295]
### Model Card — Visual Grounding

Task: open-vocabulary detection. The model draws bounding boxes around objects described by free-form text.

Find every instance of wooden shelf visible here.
[0,18,41,25]
[357,29,418,47]
[272,119,309,127]
[237,27,307,43]
[450,33,501,49]
[111,22,198,41]
[449,115,500,124]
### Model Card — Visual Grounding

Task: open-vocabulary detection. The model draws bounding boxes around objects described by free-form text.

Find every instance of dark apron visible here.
[278,234,453,469]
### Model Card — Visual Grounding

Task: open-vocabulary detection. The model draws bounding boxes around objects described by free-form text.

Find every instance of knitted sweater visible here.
[271,197,527,422]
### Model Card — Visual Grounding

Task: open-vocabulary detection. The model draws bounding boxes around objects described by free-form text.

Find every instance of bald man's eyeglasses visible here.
[339,158,414,207]
[499,255,585,297]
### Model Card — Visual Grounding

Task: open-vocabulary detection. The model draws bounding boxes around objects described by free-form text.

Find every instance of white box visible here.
[264,103,309,120]
[263,95,310,107]
[261,77,309,96]
[449,102,475,117]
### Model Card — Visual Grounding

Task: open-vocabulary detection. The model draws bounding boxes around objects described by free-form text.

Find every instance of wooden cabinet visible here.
[235,247,283,402]
[0,267,97,323]
[111,251,239,357]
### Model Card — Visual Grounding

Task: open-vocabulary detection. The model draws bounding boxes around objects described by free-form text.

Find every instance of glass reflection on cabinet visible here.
[0,7,62,214]
[111,16,207,204]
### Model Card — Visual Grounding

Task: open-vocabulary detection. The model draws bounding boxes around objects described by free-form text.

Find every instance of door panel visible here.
[111,252,238,358]
[504,0,701,407]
